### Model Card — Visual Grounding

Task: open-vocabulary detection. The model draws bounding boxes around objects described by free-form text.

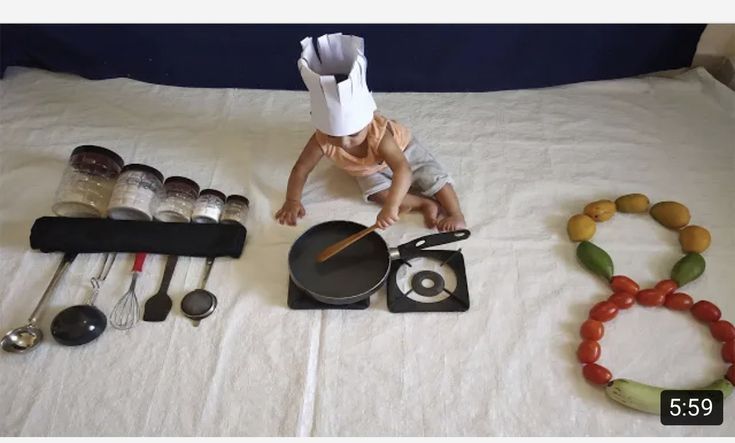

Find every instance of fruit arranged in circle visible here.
[650,201,691,230]
[615,193,650,213]
[679,225,711,253]
[584,200,616,222]
[567,214,596,242]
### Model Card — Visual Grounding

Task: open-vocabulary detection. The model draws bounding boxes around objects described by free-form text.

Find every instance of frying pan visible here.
[288,220,470,305]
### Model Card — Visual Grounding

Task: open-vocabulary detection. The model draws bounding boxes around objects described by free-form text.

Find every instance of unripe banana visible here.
[605,378,733,414]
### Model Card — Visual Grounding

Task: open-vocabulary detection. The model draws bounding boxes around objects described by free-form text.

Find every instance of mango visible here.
[650,201,691,230]
[615,193,650,213]
[584,200,616,222]
[679,225,711,253]
[671,253,706,287]
[567,214,596,242]
[577,241,614,281]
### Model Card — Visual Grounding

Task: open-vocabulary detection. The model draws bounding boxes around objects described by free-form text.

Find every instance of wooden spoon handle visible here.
[316,223,380,263]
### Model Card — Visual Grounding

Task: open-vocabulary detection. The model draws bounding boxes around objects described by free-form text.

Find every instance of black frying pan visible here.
[288,221,470,305]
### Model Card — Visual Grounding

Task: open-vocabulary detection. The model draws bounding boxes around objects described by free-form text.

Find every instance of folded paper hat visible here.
[298,33,377,137]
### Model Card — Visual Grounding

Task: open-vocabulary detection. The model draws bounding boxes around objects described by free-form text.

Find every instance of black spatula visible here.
[143,255,178,322]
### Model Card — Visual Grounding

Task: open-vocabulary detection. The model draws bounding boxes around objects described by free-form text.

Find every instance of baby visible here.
[275,33,466,232]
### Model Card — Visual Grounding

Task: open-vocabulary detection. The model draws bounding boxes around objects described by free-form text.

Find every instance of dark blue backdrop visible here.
[0,24,705,92]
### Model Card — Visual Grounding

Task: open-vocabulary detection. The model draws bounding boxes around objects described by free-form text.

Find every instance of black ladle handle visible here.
[396,229,470,257]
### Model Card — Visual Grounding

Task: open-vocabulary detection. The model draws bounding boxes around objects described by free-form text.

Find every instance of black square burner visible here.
[287,278,370,310]
[387,249,470,313]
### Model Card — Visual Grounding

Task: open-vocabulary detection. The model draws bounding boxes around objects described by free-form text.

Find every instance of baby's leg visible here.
[368,190,439,229]
[433,184,466,231]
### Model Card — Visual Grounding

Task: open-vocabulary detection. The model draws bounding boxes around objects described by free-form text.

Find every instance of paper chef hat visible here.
[298,33,377,137]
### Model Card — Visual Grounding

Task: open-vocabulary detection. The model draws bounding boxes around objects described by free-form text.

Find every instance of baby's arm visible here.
[375,130,412,228]
[275,135,324,225]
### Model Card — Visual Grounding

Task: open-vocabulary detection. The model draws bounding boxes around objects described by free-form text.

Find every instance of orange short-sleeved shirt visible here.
[315,113,412,177]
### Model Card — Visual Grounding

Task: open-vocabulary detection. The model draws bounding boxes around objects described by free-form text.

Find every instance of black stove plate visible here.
[288,278,370,310]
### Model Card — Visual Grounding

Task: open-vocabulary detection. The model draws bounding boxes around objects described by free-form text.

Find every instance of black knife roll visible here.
[30,217,247,258]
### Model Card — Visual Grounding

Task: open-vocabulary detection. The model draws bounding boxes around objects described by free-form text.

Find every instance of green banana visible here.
[605,378,733,414]
[576,241,614,281]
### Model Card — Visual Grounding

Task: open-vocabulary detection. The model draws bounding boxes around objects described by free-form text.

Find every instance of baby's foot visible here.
[436,212,466,232]
[418,199,440,229]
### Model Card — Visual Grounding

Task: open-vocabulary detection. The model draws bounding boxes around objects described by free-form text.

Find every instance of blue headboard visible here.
[0,24,705,92]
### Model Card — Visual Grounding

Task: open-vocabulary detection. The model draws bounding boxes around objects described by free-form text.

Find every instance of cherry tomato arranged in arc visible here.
[577,340,601,364]
[608,292,635,309]
[610,275,639,294]
[722,340,735,363]
[580,319,604,341]
[710,320,735,342]
[664,292,694,311]
[691,300,722,323]
[636,289,666,307]
[727,365,735,385]
[654,279,678,296]
[589,301,619,322]
[583,363,612,385]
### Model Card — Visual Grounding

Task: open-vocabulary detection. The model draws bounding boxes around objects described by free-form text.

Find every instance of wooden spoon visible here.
[316,209,408,263]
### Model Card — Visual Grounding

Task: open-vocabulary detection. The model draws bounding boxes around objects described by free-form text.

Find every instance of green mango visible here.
[671,253,706,287]
[576,241,614,281]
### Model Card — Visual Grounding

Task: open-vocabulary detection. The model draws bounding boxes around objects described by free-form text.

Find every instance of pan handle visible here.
[396,229,470,257]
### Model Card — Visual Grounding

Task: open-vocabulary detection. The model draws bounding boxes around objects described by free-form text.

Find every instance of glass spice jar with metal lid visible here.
[192,189,226,223]
[107,163,165,221]
[154,176,200,223]
[221,194,250,226]
[52,145,125,217]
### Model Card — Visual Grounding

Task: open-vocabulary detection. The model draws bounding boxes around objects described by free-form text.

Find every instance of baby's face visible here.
[320,126,369,150]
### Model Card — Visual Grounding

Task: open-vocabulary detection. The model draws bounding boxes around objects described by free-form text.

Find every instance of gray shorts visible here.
[355,138,453,201]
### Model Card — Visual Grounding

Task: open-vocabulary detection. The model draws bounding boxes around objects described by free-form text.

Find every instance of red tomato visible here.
[636,289,666,307]
[610,275,639,294]
[664,292,694,311]
[608,292,635,309]
[577,340,601,363]
[654,279,678,296]
[580,319,604,341]
[727,366,734,385]
[710,320,735,342]
[589,301,619,322]
[691,300,722,323]
[722,340,735,363]
[583,363,612,385]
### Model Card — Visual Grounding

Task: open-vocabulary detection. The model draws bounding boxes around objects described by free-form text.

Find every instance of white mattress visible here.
[0,67,734,437]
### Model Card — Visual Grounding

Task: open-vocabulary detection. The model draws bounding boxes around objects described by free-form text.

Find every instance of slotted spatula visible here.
[143,255,178,322]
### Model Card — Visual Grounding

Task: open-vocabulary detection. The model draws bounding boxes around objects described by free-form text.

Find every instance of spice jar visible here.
[221,194,250,226]
[192,189,226,223]
[52,145,125,217]
[107,163,164,221]
[154,176,200,223]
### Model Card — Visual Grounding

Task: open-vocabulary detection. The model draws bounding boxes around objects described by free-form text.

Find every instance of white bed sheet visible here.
[0,67,734,437]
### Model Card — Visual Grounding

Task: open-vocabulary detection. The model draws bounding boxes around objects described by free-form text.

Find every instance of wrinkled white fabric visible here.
[0,67,733,437]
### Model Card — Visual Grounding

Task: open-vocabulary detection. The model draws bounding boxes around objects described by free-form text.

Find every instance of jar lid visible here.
[71,145,125,169]
[165,176,200,193]
[199,188,226,201]
[121,163,164,183]
[226,194,250,207]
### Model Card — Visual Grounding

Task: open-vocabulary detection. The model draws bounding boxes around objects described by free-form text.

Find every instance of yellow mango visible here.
[615,193,650,213]
[679,225,711,253]
[583,200,616,222]
[650,201,691,230]
[567,214,596,242]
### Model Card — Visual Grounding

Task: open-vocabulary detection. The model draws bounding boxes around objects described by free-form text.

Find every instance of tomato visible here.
[608,292,635,309]
[589,301,619,322]
[580,319,604,340]
[691,300,722,323]
[722,340,735,363]
[610,275,639,294]
[727,365,735,385]
[577,340,601,363]
[636,289,665,307]
[710,320,735,342]
[654,279,678,296]
[664,292,694,311]
[583,363,612,385]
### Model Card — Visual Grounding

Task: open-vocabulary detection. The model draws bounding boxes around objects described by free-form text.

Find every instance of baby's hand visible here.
[275,199,305,226]
[376,204,400,229]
